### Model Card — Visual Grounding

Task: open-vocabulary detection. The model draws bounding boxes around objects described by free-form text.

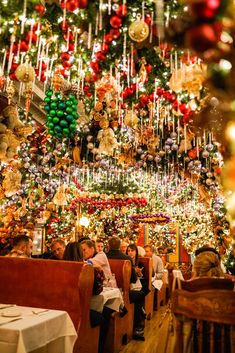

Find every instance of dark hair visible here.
[108,237,121,250]
[195,247,220,259]
[63,242,83,261]
[13,235,31,247]
[126,243,139,265]
[78,236,91,243]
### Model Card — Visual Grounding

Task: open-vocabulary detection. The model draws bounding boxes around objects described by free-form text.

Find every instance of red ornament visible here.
[62,0,79,12]
[145,64,152,73]
[190,0,221,20]
[116,4,128,17]
[78,0,88,8]
[61,52,71,61]
[20,41,29,52]
[62,61,72,69]
[25,32,37,44]
[104,33,113,43]
[35,4,45,14]
[140,94,149,105]
[145,14,152,26]
[110,16,122,29]
[68,43,75,52]
[90,61,101,73]
[185,24,218,52]
[109,29,121,39]
[95,51,106,62]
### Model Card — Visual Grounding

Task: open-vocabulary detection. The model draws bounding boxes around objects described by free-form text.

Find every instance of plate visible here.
[2,309,22,317]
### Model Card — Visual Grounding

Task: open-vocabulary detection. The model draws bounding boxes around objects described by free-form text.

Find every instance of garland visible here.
[129,212,171,224]
[70,196,147,209]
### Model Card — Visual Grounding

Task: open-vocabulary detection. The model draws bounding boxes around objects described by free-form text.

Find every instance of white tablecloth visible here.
[90,287,123,313]
[0,305,77,353]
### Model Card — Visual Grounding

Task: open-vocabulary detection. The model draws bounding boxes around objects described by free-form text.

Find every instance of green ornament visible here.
[66,100,72,106]
[47,122,54,129]
[69,123,76,131]
[72,112,78,119]
[53,117,60,124]
[57,110,64,117]
[71,104,77,111]
[54,125,62,134]
[60,119,68,128]
[44,97,51,104]
[49,129,54,135]
[73,98,78,105]
[44,105,51,112]
[47,115,53,121]
[62,128,70,136]
[51,102,57,109]
[58,102,66,109]
[65,114,74,122]
[50,110,56,116]
[66,106,73,114]
[45,90,53,97]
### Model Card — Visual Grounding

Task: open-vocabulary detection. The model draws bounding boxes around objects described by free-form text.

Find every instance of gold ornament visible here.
[128,15,149,42]
[15,56,35,83]
[6,81,15,104]
[51,73,64,91]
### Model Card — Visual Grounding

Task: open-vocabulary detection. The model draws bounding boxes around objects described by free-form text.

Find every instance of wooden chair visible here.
[154,269,168,310]
[172,277,235,353]
[105,259,134,353]
[181,276,235,292]
[140,256,154,320]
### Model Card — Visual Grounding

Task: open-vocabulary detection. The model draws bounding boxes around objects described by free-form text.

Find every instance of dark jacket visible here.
[106,249,137,283]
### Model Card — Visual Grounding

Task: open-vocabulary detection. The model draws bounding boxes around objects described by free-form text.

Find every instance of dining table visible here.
[0,304,77,353]
[90,287,124,313]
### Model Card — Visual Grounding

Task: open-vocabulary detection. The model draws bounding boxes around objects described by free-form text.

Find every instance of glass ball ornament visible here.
[128,15,149,42]
[15,60,35,82]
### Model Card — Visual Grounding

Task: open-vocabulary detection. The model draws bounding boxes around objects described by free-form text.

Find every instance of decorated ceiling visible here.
[0,0,235,257]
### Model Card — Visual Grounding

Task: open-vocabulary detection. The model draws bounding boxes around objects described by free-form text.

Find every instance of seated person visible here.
[127,243,149,341]
[5,235,33,258]
[96,239,105,253]
[50,238,66,260]
[63,241,107,353]
[144,244,164,279]
[81,239,113,281]
[192,247,224,278]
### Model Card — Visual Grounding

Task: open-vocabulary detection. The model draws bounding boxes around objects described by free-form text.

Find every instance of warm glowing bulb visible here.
[226,122,235,141]
[79,216,90,227]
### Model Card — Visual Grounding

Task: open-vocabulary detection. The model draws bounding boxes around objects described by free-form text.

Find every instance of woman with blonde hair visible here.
[192,248,224,278]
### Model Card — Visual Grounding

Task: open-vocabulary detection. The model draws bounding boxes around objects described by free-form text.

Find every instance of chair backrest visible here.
[180,276,235,292]
[0,256,99,353]
[171,280,235,353]
[108,259,131,303]
[139,256,152,288]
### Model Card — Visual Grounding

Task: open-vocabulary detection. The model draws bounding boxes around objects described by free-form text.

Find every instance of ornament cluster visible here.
[44,90,78,139]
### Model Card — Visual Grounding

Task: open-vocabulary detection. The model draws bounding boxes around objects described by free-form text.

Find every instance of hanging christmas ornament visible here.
[128,15,149,42]
[6,81,15,104]
[44,89,78,140]
[15,56,35,83]
[51,73,64,91]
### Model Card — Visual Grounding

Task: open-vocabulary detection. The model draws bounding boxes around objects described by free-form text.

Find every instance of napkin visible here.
[0,316,22,326]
